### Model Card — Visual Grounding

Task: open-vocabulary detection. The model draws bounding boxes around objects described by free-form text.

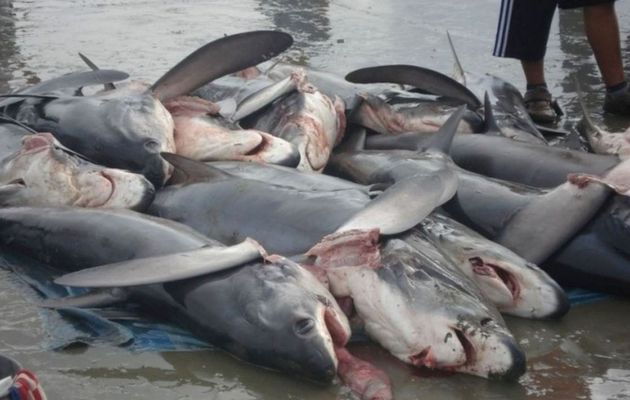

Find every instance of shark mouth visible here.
[98,170,117,206]
[469,257,521,302]
[409,329,476,370]
[324,306,350,347]
[454,329,476,367]
[73,170,117,208]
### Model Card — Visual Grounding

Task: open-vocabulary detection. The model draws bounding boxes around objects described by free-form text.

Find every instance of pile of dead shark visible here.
[0,30,629,400]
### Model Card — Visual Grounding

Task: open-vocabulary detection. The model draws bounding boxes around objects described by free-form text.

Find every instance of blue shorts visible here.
[493,0,617,61]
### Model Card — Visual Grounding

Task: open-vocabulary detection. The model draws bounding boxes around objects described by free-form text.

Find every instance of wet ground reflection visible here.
[0,0,18,93]
[257,0,331,64]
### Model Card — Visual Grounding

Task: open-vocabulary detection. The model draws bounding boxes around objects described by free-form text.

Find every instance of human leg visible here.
[521,60,546,86]
[583,2,625,87]
[584,2,630,115]
[493,0,559,122]
[559,0,629,114]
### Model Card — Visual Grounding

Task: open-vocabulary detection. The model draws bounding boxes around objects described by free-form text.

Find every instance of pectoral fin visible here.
[55,239,264,288]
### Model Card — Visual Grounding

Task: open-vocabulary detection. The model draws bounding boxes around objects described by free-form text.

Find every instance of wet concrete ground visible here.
[1,0,630,399]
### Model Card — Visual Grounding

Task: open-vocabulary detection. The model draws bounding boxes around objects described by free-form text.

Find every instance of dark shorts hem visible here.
[558,0,616,9]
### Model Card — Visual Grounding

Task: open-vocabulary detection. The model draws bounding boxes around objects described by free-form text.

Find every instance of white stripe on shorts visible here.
[493,0,514,57]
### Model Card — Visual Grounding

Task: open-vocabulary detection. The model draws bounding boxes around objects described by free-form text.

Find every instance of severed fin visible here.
[337,170,458,235]
[424,105,466,154]
[162,152,233,185]
[39,288,129,309]
[230,74,298,121]
[345,64,481,109]
[482,91,503,134]
[334,124,367,153]
[78,52,117,91]
[151,31,293,102]
[0,69,129,108]
[447,31,466,87]
[55,239,265,288]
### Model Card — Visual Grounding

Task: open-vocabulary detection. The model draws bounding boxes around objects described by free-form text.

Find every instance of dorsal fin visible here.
[425,105,466,154]
[162,152,233,185]
[78,52,117,91]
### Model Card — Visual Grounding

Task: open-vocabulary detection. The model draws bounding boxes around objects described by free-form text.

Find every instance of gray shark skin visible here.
[149,157,526,379]
[152,143,456,253]
[365,129,619,188]
[472,74,547,145]
[344,65,481,109]
[0,207,348,383]
[12,83,175,188]
[267,63,399,110]
[326,150,572,314]
[245,75,345,172]
[419,213,569,319]
[349,92,483,136]
[443,170,630,295]
[150,174,368,255]
[328,148,609,263]
[209,160,371,193]
[0,120,35,160]
[307,229,526,380]
[0,133,154,210]
[4,31,295,187]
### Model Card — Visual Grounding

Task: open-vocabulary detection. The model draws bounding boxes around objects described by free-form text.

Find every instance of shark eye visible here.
[8,178,26,186]
[294,318,315,336]
[468,257,484,267]
[144,139,161,153]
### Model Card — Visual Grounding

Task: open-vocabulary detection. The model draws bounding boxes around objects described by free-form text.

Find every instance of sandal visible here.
[524,86,558,124]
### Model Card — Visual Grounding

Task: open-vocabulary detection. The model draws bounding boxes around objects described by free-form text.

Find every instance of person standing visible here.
[494,0,629,123]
